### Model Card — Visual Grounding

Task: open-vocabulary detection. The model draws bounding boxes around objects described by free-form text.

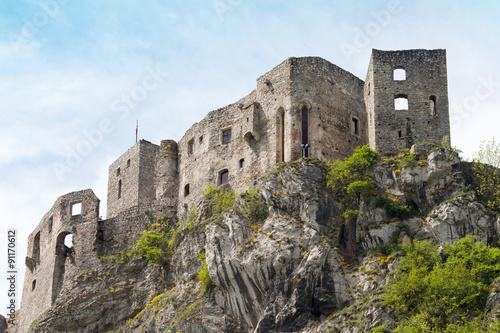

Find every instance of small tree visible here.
[472,137,500,215]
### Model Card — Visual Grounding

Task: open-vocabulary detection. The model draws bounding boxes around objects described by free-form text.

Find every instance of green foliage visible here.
[472,137,500,215]
[384,236,500,331]
[131,230,169,266]
[202,184,236,218]
[375,196,418,220]
[400,153,418,168]
[243,190,268,222]
[327,145,379,211]
[197,252,214,295]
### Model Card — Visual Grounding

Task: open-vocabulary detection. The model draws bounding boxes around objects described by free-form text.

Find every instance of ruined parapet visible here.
[365,49,450,154]
[19,189,100,333]
[154,139,179,215]
[106,140,160,219]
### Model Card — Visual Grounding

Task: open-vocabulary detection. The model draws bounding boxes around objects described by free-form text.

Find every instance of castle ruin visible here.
[18,49,450,332]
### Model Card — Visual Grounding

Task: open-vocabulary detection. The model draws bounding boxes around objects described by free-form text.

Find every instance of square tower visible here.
[364,49,450,154]
[106,140,160,218]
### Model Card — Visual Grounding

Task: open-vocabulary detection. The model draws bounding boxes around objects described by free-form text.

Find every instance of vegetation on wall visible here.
[383,236,500,332]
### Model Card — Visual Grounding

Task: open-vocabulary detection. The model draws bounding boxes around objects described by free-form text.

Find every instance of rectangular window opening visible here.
[116,167,120,176]
[222,129,232,144]
[71,202,82,216]
[32,279,36,291]
[188,138,194,155]
[352,118,359,135]
[127,159,130,167]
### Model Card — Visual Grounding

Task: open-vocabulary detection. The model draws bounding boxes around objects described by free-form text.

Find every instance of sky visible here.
[1,0,499,314]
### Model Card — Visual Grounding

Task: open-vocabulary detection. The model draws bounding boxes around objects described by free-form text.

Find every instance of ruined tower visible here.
[19,190,100,332]
[364,49,450,153]
[106,140,160,219]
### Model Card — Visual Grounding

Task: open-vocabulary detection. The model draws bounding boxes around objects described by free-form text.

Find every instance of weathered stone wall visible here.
[154,140,179,216]
[175,57,366,215]
[106,140,160,219]
[365,49,450,154]
[19,189,100,333]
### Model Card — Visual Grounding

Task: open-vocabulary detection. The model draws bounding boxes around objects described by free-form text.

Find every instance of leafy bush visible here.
[198,252,214,295]
[244,190,268,222]
[132,230,170,266]
[327,145,379,215]
[375,196,418,220]
[384,236,500,331]
[201,184,236,218]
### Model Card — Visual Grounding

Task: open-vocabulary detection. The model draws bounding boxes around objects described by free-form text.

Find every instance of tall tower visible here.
[365,49,450,154]
[106,140,160,219]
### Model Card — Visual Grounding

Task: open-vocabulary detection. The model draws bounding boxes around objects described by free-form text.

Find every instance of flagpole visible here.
[136,120,138,143]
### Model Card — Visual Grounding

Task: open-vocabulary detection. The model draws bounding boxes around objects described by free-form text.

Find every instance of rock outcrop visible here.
[13,147,500,333]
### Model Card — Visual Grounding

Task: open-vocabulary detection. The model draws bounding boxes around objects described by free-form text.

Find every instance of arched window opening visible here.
[394,96,409,110]
[239,158,244,168]
[48,216,53,233]
[52,232,74,304]
[64,234,73,248]
[184,184,190,197]
[276,108,285,163]
[118,180,122,199]
[33,231,40,263]
[301,107,309,157]
[394,68,406,81]
[219,170,229,185]
[430,95,437,116]
[32,280,36,291]
[188,138,194,155]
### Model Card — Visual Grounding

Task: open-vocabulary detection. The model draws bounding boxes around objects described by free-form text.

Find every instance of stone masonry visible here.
[18,49,450,332]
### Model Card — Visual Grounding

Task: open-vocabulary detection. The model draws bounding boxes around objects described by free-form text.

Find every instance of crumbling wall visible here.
[19,189,100,333]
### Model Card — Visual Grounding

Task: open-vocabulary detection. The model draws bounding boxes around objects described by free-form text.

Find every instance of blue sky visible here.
[1,0,500,313]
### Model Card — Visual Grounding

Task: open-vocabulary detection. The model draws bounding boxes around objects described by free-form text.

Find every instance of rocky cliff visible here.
[8,146,500,333]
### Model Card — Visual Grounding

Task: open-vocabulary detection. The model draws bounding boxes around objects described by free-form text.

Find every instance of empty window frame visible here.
[352,117,359,135]
[188,138,194,155]
[430,95,437,116]
[222,129,231,144]
[118,180,122,199]
[301,107,309,157]
[393,67,406,81]
[184,184,190,197]
[48,216,53,233]
[33,231,40,263]
[239,158,244,168]
[219,169,229,185]
[127,159,131,167]
[71,202,82,216]
[394,95,409,110]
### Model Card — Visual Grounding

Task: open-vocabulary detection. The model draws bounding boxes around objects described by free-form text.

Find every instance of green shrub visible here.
[327,145,378,217]
[198,252,214,295]
[244,190,268,222]
[131,230,169,266]
[202,184,236,217]
[375,196,418,220]
[384,236,500,331]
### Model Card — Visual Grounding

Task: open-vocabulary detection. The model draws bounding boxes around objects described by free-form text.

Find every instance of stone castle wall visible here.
[18,49,451,331]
